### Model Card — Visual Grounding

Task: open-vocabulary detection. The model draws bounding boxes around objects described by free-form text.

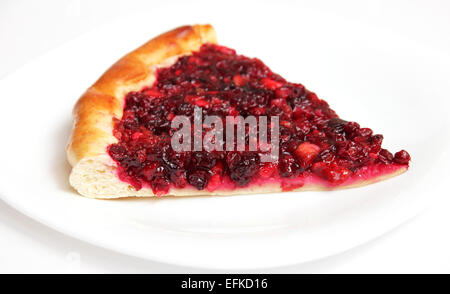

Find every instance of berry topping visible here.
[108,44,410,194]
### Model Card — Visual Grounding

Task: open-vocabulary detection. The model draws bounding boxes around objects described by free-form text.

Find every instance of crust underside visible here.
[69,154,408,199]
[67,24,408,199]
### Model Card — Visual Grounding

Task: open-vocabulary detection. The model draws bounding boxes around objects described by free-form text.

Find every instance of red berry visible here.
[294,142,321,168]
[393,150,411,165]
[206,174,222,191]
[261,78,284,90]
[233,74,247,86]
[259,163,276,178]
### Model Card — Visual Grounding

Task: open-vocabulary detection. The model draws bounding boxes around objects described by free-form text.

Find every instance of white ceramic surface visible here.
[0,3,449,269]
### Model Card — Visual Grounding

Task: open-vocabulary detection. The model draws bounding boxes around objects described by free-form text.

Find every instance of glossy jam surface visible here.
[108,44,410,194]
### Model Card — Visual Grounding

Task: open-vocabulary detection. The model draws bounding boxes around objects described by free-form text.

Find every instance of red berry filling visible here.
[108,44,410,194]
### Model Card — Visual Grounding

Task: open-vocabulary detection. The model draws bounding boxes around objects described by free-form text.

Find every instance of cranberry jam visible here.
[108,44,410,195]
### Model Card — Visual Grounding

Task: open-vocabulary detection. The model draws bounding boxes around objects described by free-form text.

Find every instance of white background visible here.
[0,0,449,273]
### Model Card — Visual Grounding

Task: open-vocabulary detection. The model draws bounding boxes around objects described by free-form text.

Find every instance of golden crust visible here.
[66,25,218,166]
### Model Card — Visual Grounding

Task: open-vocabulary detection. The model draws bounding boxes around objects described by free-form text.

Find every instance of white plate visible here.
[0,3,449,269]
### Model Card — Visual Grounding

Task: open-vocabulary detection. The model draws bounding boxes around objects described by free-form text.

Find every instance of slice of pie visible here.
[66,24,411,198]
